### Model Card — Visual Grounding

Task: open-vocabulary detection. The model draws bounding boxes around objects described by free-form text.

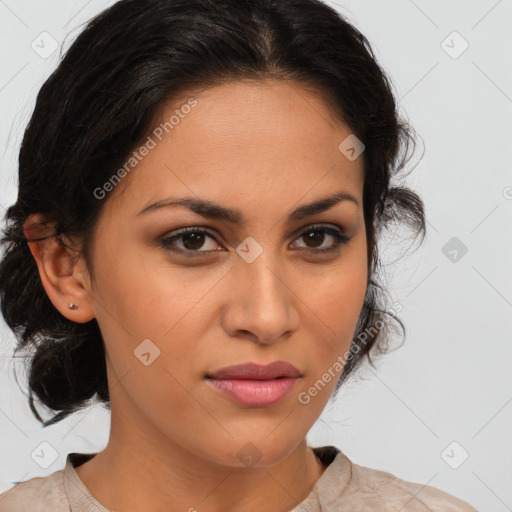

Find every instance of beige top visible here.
[0,446,478,511]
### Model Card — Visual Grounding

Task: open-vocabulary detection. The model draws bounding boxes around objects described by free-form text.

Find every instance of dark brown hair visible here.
[0,0,425,426]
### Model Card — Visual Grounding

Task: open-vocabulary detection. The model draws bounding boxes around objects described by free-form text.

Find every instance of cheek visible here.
[307,240,367,336]
[92,228,204,332]
[297,242,368,389]
[90,238,224,384]
[303,273,366,371]
[91,251,210,428]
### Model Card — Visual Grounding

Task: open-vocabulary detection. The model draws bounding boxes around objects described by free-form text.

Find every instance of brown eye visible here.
[301,230,326,249]
[160,227,222,254]
[291,225,350,253]
[180,232,208,251]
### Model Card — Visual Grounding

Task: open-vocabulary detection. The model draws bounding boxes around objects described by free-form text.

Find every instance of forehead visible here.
[105,79,364,218]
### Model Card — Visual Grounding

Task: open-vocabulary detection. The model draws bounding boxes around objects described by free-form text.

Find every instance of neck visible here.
[75,407,326,512]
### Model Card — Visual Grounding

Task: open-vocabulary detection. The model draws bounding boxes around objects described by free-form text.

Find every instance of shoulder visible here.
[345,457,478,511]
[0,470,69,512]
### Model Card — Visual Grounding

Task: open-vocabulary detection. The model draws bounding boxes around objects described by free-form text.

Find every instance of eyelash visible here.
[159,224,350,257]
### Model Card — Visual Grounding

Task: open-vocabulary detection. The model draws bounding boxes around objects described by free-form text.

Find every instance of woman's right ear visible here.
[23,214,96,324]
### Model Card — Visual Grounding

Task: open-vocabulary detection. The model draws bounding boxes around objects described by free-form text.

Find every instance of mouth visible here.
[205,360,302,380]
[204,361,302,407]
[205,377,301,407]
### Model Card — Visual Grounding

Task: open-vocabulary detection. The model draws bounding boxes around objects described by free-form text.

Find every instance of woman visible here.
[0,0,478,510]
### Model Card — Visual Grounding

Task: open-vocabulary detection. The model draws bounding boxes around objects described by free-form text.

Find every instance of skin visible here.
[25,79,367,512]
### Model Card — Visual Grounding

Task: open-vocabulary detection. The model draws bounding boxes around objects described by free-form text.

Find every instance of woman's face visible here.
[85,79,367,467]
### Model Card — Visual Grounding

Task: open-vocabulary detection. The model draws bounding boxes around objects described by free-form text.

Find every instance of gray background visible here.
[1,1,511,510]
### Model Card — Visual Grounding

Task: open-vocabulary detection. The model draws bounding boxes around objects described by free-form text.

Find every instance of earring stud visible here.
[68,303,78,310]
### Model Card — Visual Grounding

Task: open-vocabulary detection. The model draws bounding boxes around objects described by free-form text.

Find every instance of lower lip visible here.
[205,377,299,407]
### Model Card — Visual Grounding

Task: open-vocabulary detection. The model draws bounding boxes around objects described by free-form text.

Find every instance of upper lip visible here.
[206,361,302,380]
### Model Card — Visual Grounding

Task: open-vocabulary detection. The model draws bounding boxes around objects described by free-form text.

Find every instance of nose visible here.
[220,257,300,346]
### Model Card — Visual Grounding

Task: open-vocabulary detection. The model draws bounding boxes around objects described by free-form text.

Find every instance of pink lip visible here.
[205,361,302,407]
[206,361,302,380]
[206,377,300,407]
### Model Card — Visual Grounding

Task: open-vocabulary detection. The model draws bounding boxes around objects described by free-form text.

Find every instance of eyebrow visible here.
[136,191,359,224]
